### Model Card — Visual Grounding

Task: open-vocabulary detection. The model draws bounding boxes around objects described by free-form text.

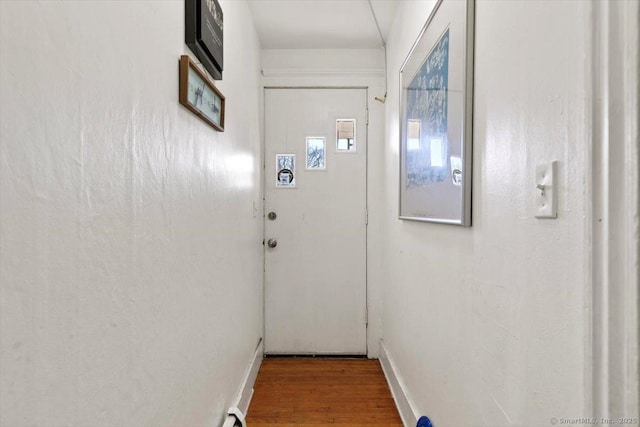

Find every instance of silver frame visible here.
[398,0,475,226]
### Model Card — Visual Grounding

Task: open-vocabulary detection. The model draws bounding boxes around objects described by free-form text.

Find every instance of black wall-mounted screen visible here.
[185,0,223,80]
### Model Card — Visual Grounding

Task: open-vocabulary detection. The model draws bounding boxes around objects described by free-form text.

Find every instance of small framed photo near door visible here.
[276,154,296,188]
[306,137,326,170]
[399,0,474,226]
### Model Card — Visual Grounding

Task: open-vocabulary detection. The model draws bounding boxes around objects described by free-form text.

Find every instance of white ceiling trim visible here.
[261,67,385,77]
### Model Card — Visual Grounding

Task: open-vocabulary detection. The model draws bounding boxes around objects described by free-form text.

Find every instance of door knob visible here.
[267,238,278,248]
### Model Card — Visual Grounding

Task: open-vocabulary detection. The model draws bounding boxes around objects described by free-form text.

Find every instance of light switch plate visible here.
[535,161,557,219]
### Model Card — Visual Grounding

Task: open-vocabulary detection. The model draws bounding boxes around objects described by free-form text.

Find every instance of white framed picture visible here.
[276,154,296,188]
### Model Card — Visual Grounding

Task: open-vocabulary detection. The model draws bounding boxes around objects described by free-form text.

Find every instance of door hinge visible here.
[365,308,369,326]
[366,108,369,125]
[365,209,368,225]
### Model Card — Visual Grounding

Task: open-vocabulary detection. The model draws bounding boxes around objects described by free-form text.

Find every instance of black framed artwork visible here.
[185,0,223,80]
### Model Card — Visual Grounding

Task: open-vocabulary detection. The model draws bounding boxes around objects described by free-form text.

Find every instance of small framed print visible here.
[276,154,296,188]
[306,137,326,170]
[179,55,225,131]
[336,119,356,152]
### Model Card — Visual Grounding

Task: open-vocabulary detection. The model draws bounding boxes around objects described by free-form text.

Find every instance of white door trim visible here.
[588,0,639,419]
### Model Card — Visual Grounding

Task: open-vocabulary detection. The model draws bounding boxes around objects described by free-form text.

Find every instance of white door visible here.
[264,88,368,355]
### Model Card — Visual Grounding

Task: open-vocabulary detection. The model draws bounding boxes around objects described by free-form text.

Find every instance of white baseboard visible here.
[223,338,263,427]
[221,415,238,427]
[379,340,418,427]
[233,338,263,414]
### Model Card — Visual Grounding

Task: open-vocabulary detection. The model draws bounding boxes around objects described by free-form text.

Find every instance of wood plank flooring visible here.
[246,357,403,426]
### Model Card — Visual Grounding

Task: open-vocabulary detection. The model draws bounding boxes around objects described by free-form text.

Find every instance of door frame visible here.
[261,86,370,356]
[588,0,639,418]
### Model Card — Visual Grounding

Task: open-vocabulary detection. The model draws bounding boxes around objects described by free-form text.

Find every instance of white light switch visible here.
[535,161,557,219]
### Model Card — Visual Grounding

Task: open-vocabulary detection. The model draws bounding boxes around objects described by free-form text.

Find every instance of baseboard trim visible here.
[379,340,418,427]
[223,338,263,426]
[233,337,263,415]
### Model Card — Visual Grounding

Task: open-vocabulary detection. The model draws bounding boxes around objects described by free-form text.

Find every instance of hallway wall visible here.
[381,1,590,426]
[0,1,263,426]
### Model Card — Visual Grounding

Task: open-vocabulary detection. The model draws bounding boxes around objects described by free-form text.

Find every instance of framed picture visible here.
[399,0,475,226]
[185,0,223,80]
[276,154,296,188]
[305,137,326,170]
[179,55,225,131]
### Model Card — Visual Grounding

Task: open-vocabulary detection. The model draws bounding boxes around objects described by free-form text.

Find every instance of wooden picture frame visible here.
[399,0,475,226]
[179,55,225,132]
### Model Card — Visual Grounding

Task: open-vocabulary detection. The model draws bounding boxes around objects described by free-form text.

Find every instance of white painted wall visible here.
[0,1,263,426]
[261,48,387,358]
[382,1,591,426]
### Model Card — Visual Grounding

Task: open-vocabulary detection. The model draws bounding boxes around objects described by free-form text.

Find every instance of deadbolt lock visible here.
[268,211,277,220]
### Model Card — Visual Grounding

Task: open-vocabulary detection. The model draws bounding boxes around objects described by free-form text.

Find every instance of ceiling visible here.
[246,0,399,49]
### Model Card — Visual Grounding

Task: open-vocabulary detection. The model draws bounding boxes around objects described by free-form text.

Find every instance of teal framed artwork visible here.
[399,0,474,226]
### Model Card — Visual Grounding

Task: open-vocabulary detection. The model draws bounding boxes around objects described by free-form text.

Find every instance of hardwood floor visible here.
[246,357,403,426]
